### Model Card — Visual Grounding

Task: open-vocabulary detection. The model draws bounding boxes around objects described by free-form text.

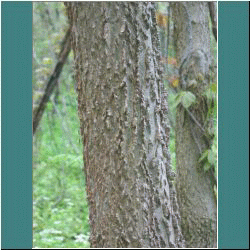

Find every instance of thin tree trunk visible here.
[66,2,185,248]
[32,26,71,135]
[208,2,217,42]
[172,2,217,248]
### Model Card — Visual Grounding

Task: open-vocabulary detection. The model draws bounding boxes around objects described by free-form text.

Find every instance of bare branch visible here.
[33,26,72,135]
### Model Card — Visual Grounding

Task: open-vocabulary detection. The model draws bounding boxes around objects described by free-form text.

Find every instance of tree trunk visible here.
[66,2,185,248]
[172,2,217,248]
[208,2,217,42]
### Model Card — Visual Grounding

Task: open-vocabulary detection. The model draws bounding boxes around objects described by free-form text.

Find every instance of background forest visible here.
[32,2,217,248]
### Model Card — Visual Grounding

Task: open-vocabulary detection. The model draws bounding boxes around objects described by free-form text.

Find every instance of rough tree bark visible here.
[66,2,185,248]
[172,2,217,248]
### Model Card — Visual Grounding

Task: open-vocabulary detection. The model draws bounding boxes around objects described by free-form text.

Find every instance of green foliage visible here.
[174,91,197,109]
[33,2,69,104]
[158,2,218,182]
[33,101,90,248]
[204,82,217,104]
[198,147,216,172]
[33,2,90,248]
[169,129,177,171]
[201,79,217,175]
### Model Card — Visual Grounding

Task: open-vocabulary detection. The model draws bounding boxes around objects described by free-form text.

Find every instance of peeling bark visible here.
[66,2,185,248]
[172,2,217,248]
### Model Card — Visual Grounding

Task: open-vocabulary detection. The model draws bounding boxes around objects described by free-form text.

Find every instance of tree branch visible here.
[33,26,72,135]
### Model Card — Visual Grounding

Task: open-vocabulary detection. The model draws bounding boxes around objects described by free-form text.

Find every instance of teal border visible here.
[218,2,249,249]
[1,2,33,249]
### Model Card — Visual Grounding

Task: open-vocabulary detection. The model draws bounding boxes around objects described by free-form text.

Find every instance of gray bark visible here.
[172,2,217,248]
[208,2,217,41]
[66,2,185,248]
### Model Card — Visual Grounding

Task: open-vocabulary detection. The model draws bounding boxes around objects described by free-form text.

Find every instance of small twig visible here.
[33,26,72,135]
[210,166,217,187]
[184,106,205,133]
[189,116,203,155]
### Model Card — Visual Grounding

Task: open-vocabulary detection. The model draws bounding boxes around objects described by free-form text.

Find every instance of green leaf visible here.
[199,149,209,163]
[207,125,214,136]
[43,57,53,65]
[204,162,212,172]
[208,149,214,165]
[181,91,196,108]
[173,92,183,107]
[211,83,217,93]
[204,86,213,100]
[212,141,217,152]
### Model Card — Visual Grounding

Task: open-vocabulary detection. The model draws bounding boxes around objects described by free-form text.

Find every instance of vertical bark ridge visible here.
[66,2,185,248]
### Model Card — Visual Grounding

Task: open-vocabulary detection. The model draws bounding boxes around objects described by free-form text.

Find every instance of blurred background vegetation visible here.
[33,2,89,248]
[33,2,217,248]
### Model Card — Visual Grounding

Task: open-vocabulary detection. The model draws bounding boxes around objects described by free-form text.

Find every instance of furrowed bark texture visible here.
[66,2,185,248]
[172,2,217,248]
